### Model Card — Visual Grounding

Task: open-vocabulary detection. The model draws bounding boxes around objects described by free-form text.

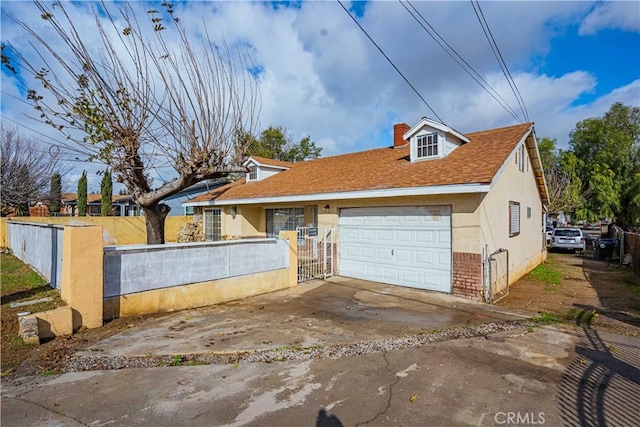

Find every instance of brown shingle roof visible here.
[190,123,533,203]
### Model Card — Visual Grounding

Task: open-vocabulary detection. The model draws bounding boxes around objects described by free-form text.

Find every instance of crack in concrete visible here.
[12,396,89,426]
[355,352,401,426]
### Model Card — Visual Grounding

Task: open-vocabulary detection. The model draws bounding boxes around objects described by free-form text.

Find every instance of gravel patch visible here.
[63,320,535,372]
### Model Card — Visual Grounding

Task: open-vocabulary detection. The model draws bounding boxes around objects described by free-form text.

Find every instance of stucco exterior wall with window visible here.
[479,135,547,285]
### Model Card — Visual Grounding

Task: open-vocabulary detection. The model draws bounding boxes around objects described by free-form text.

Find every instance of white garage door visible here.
[339,206,451,292]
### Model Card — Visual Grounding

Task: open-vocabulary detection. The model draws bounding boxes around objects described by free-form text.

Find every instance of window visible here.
[266,207,305,238]
[509,202,520,237]
[185,206,194,216]
[248,165,257,181]
[204,208,221,241]
[518,145,525,172]
[527,207,531,219]
[416,133,438,158]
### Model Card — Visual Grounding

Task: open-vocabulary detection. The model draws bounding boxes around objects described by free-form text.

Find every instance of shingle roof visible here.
[189,123,533,203]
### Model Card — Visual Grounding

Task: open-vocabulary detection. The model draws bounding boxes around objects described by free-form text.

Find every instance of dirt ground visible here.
[498,251,640,336]
[2,311,160,379]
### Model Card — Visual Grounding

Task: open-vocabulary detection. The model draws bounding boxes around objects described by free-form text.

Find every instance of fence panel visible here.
[623,231,640,275]
[103,238,288,298]
[6,221,64,288]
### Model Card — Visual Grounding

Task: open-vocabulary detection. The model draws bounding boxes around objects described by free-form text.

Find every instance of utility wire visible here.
[400,0,523,123]
[336,0,443,122]
[471,0,529,122]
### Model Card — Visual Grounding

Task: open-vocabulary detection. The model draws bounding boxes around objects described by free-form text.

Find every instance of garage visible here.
[338,206,452,292]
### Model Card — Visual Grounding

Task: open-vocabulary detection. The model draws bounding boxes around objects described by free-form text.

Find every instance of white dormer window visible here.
[404,117,468,163]
[417,133,438,158]
[248,165,258,181]
[243,156,291,181]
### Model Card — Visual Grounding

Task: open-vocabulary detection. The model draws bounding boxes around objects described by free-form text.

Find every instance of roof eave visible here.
[182,183,491,207]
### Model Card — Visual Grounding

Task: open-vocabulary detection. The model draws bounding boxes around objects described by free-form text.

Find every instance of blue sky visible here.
[1,0,639,193]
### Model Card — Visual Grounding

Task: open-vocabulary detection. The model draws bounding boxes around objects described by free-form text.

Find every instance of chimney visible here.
[393,123,410,147]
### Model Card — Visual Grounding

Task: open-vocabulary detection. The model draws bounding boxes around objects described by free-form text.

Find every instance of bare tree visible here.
[3,1,259,243]
[0,125,61,216]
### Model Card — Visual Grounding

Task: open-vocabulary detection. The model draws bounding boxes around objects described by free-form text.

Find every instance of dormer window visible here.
[405,118,469,163]
[417,133,438,158]
[248,165,258,181]
[243,156,292,182]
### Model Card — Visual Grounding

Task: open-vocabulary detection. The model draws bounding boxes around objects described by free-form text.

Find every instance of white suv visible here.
[549,228,586,253]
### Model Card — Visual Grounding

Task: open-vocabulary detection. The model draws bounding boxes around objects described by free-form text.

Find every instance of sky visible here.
[1,0,639,193]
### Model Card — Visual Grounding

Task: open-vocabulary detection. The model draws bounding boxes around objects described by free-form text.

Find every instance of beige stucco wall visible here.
[224,195,484,254]
[103,268,292,319]
[26,306,74,339]
[5,216,191,245]
[0,218,6,247]
[61,226,104,329]
[479,135,547,285]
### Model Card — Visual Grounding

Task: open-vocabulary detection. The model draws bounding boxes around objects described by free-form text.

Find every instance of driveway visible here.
[75,276,530,358]
[2,277,639,426]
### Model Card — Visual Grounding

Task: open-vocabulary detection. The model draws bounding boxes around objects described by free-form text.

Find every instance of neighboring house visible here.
[59,180,227,217]
[184,118,549,301]
[161,179,230,216]
[61,193,142,217]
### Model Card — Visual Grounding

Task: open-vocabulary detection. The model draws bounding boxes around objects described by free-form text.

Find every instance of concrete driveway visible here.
[76,276,530,358]
[3,277,639,426]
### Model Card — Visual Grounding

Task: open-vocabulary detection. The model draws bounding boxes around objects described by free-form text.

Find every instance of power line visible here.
[336,0,443,122]
[470,0,529,122]
[400,0,523,123]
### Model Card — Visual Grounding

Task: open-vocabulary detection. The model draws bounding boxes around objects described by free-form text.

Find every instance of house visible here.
[61,193,142,217]
[183,118,549,301]
[161,179,230,216]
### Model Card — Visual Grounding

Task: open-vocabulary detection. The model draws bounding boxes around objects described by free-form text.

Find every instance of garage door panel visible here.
[395,249,413,263]
[339,206,452,292]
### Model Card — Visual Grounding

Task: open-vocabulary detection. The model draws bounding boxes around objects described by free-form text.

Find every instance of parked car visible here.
[549,228,586,253]
[545,225,554,243]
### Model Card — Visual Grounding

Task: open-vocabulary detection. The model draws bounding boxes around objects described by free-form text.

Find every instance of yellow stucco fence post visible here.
[279,230,299,287]
[0,217,7,247]
[61,225,104,329]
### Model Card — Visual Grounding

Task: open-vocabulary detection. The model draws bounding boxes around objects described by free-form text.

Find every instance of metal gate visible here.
[486,248,509,303]
[296,226,334,282]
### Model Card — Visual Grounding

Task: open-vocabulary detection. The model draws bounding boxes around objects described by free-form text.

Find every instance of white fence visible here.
[6,221,64,289]
[103,238,289,298]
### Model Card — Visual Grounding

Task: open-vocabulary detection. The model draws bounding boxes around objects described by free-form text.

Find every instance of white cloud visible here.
[0,0,637,193]
[579,1,640,35]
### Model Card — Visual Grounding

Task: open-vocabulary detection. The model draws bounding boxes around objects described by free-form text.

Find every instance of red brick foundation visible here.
[452,252,483,301]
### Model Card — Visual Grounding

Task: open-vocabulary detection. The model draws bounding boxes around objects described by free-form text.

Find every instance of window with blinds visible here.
[509,201,520,237]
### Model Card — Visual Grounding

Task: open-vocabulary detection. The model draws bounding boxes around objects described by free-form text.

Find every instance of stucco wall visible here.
[103,269,291,319]
[103,231,298,319]
[103,239,288,298]
[480,134,546,286]
[307,195,483,254]
[222,195,483,253]
[5,216,191,245]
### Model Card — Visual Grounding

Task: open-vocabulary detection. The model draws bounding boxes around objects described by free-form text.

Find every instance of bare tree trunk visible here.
[143,203,171,245]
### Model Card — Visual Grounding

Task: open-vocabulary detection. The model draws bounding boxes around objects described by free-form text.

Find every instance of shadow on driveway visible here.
[558,326,640,427]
